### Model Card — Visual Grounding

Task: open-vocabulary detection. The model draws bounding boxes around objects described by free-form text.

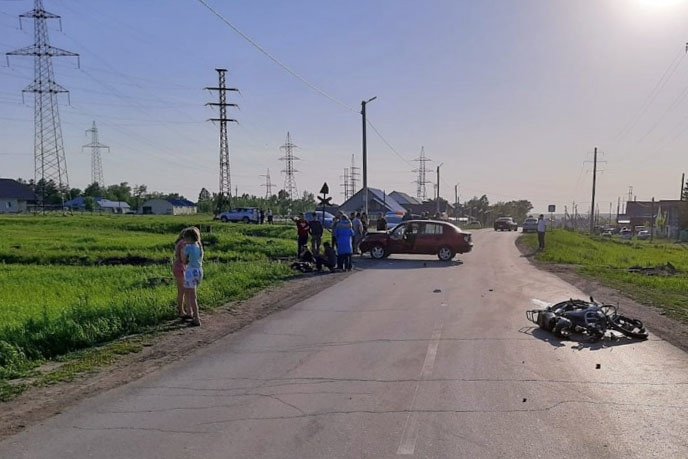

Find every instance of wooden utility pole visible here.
[590,147,598,234]
[681,173,685,200]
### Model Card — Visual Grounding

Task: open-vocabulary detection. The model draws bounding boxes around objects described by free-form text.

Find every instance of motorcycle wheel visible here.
[609,314,648,340]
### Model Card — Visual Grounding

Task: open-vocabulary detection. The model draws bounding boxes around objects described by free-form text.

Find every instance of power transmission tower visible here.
[349,155,359,195]
[413,146,432,201]
[205,68,238,213]
[6,0,79,204]
[279,132,299,200]
[82,121,109,187]
[341,168,350,200]
[260,169,274,199]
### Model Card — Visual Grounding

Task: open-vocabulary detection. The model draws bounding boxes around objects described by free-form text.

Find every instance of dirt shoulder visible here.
[516,238,688,353]
[0,271,350,441]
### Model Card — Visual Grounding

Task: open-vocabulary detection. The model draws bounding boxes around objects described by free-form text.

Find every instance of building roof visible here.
[0,178,36,200]
[97,199,130,209]
[168,198,196,207]
[338,187,406,214]
[389,191,422,206]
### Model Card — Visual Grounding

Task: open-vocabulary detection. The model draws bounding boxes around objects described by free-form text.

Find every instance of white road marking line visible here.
[397,324,443,455]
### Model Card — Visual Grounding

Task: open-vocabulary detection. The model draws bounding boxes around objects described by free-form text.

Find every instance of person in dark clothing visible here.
[402,210,412,221]
[308,214,324,255]
[376,214,387,231]
[315,241,337,272]
[295,213,310,258]
[299,246,315,263]
[259,209,265,224]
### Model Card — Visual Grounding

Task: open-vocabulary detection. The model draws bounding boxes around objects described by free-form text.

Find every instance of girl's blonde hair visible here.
[177,226,202,243]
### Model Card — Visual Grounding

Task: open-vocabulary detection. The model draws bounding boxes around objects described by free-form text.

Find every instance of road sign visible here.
[317,196,332,206]
[548,204,556,213]
[320,182,329,195]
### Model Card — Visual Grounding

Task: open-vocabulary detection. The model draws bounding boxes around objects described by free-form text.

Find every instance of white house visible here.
[140,198,197,215]
[0,178,36,213]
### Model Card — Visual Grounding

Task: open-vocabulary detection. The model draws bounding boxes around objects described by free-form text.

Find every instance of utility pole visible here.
[413,147,432,201]
[260,169,273,199]
[589,147,598,234]
[616,197,620,223]
[436,163,443,215]
[454,183,459,217]
[361,96,376,216]
[205,68,238,213]
[82,121,109,187]
[279,132,299,201]
[7,0,80,207]
[681,173,685,200]
[650,197,655,242]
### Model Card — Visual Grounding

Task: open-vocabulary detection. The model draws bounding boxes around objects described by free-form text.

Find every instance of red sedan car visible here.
[359,220,473,261]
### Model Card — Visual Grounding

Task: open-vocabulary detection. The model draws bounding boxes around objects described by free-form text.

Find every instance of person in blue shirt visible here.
[334,215,354,271]
[182,227,204,326]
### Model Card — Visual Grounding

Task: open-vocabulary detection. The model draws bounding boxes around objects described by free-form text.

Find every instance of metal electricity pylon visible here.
[413,146,432,201]
[205,68,238,213]
[279,132,299,200]
[349,154,359,196]
[341,167,351,201]
[6,0,79,203]
[260,169,274,199]
[82,121,109,187]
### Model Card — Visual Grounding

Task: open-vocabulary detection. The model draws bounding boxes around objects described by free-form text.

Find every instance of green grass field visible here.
[522,230,688,322]
[0,215,298,381]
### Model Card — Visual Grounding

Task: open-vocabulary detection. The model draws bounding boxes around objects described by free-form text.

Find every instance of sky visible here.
[2,0,688,214]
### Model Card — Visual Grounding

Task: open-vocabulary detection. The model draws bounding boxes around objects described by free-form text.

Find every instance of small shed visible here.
[0,178,36,213]
[141,198,197,215]
[64,197,131,213]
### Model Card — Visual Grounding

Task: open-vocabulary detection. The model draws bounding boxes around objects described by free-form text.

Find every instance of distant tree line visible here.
[458,194,533,225]
[16,178,318,215]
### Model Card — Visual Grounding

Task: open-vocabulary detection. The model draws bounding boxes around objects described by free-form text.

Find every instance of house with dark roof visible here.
[140,198,197,215]
[64,196,131,214]
[338,188,405,217]
[0,178,36,213]
[623,200,687,239]
[389,191,422,207]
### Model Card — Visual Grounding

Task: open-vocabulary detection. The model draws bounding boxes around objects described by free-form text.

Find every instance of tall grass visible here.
[0,215,298,380]
[523,230,688,322]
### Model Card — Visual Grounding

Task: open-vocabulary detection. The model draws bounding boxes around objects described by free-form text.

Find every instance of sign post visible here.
[317,182,332,226]
[548,204,556,228]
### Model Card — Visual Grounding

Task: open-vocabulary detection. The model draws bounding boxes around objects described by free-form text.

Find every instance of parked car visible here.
[522,217,538,233]
[218,207,259,223]
[601,230,613,238]
[359,220,472,261]
[305,210,336,229]
[620,229,633,239]
[384,211,406,230]
[637,230,651,240]
[494,216,518,231]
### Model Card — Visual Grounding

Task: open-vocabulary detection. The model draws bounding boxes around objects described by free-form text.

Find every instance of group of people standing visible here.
[172,227,204,327]
[294,211,370,273]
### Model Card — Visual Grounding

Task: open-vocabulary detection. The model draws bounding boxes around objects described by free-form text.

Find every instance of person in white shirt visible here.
[537,214,546,250]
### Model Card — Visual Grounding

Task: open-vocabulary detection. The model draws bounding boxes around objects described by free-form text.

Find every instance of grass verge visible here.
[522,230,688,322]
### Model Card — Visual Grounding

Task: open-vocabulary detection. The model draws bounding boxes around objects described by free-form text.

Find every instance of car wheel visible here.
[220,216,228,223]
[242,217,250,223]
[437,246,454,261]
[370,244,386,259]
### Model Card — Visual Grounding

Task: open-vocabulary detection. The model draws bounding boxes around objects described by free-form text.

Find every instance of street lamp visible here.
[361,96,377,216]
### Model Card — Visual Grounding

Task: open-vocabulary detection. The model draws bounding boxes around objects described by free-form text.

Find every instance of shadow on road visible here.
[519,326,643,351]
[352,256,465,270]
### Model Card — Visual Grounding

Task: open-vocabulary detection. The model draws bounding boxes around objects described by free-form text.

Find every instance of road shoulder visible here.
[0,270,350,441]
[516,237,688,353]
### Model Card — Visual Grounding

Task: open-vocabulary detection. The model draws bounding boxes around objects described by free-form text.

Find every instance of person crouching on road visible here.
[182,228,204,327]
[334,215,354,271]
[537,214,546,250]
[315,241,337,273]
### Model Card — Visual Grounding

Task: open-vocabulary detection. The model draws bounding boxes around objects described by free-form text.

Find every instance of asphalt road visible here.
[1,230,687,458]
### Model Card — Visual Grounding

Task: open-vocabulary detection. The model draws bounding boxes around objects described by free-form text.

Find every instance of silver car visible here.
[522,217,538,233]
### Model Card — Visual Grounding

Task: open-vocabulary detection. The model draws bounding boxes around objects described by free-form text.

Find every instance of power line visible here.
[366,118,412,165]
[614,44,686,142]
[196,0,355,113]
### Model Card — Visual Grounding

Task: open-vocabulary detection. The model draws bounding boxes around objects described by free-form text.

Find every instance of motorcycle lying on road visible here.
[526,297,648,341]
